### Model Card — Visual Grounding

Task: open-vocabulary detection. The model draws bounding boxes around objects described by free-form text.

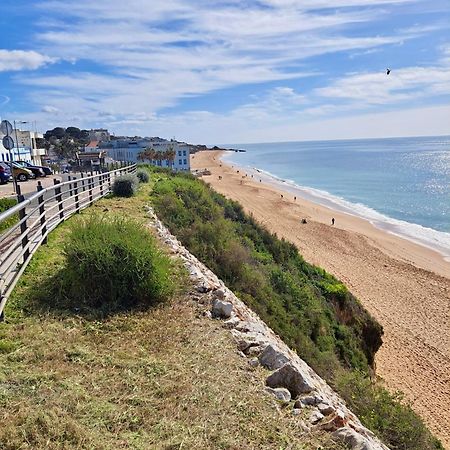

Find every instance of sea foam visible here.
[222,155,450,260]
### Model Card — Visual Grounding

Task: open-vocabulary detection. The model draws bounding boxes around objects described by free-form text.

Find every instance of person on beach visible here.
[331,218,335,225]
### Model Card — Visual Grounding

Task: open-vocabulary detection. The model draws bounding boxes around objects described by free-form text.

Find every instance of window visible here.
[183,150,186,156]
[183,159,187,165]
[178,150,182,156]
[179,159,182,165]
[157,160,162,166]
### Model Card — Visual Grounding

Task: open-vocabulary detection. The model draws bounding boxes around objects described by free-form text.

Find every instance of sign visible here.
[2,135,14,150]
[0,120,13,136]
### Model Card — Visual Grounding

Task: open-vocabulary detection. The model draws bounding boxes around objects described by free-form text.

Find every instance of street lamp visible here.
[13,120,28,162]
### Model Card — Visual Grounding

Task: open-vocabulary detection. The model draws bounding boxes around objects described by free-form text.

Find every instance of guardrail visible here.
[0,163,137,318]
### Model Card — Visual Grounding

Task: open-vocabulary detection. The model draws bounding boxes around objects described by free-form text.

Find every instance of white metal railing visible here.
[0,163,137,318]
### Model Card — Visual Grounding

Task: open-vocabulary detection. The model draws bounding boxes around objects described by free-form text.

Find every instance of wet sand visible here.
[192,150,450,447]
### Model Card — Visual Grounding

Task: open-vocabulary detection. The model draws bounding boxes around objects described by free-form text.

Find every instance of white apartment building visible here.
[103,138,190,171]
[0,129,46,165]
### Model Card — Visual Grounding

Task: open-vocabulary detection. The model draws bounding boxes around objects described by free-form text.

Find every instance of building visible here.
[76,150,106,169]
[88,129,110,142]
[0,129,47,165]
[102,138,190,171]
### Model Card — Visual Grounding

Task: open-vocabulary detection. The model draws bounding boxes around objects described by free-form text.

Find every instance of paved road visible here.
[0,171,104,200]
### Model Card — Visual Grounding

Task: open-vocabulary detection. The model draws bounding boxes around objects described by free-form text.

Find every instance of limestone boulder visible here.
[332,427,375,450]
[211,298,233,318]
[265,387,291,403]
[258,344,290,370]
[266,363,314,398]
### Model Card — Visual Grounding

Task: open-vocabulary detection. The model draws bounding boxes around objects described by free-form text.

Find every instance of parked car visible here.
[17,161,52,176]
[0,162,11,184]
[8,163,34,182]
[14,162,45,178]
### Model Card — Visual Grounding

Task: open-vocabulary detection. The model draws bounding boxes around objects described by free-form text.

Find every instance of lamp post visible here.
[13,120,28,162]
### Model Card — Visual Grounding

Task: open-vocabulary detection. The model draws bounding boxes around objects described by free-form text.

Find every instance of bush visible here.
[335,371,444,450]
[136,169,150,183]
[58,216,175,313]
[151,172,442,449]
[112,174,138,197]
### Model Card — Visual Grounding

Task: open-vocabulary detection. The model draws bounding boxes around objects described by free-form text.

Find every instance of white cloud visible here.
[41,105,59,114]
[0,49,56,72]
[5,0,448,143]
[315,66,450,105]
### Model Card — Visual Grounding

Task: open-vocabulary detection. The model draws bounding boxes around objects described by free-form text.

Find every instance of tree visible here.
[44,127,65,140]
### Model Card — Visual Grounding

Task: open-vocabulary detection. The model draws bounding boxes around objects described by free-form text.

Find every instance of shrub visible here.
[136,169,150,183]
[151,172,443,449]
[112,174,138,197]
[58,216,175,313]
[335,371,444,450]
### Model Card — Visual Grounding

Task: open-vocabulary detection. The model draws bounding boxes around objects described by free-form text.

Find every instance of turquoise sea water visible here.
[222,136,450,259]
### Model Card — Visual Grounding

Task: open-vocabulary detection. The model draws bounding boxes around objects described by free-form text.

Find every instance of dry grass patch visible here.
[1,297,344,449]
[0,183,342,449]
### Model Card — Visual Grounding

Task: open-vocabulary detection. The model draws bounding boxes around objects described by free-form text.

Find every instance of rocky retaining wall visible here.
[147,206,389,450]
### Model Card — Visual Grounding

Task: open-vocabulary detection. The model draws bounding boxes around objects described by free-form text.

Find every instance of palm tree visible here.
[166,146,176,170]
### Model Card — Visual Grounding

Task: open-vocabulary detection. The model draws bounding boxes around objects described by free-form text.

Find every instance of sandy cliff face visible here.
[148,206,390,450]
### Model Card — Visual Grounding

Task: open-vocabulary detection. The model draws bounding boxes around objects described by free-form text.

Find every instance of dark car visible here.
[0,162,11,184]
[15,162,45,178]
[19,161,53,176]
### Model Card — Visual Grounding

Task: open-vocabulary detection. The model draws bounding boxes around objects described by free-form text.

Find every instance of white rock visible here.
[258,344,290,370]
[332,427,375,450]
[317,402,335,416]
[309,409,325,424]
[265,387,291,403]
[214,288,227,300]
[248,357,259,368]
[266,363,315,398]
[211,299,233,318]
[222,317,240,329]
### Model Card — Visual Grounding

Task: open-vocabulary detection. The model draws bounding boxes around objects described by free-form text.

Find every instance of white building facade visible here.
[0,129,46,165]
[103,138,190,171]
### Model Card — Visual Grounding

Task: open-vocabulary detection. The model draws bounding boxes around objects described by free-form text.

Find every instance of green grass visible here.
[149,168,443,450]
[0,197,18,234]
[0,182,344,449]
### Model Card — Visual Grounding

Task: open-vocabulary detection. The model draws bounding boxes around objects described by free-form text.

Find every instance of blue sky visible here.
[0,0,449,144]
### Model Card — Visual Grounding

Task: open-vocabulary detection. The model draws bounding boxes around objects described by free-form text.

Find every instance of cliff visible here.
[148,205,389,450]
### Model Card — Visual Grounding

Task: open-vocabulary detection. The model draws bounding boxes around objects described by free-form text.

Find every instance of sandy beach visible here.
[192,150,450,447]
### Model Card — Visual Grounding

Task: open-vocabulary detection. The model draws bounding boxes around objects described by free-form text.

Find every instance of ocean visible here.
[222,135,450,259]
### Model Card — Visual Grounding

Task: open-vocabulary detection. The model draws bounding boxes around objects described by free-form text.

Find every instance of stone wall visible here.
[148,206,390,450]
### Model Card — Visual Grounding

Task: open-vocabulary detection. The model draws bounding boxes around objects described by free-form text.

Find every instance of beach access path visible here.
[192,150,450,448]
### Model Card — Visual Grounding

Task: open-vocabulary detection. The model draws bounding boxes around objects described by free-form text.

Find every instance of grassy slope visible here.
[0,183,339,449]
[148,168,443,450]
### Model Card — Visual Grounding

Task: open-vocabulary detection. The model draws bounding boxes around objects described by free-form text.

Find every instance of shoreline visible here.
[192,150,450,447]
[221,152,450,266]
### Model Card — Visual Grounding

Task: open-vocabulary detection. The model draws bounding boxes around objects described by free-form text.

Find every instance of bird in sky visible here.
[386,68,391,75]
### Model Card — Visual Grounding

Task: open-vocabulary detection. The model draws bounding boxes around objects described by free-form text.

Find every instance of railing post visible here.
[17,188,30,262]
[54,179,64,220]
[73,177,80,213]
[99,173,104,197]
[81,173,85,192]
[88,173,93,205]
[37,181,47,245]
[68,175,73,198]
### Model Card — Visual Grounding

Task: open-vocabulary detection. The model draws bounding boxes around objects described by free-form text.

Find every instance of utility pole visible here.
[13,120,28,162]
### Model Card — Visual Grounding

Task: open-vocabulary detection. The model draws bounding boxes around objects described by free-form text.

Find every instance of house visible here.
[102,137,190,171]
[76,150,106,169]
